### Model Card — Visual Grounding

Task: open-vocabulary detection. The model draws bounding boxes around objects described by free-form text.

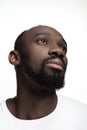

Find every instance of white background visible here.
[0,0,87,105]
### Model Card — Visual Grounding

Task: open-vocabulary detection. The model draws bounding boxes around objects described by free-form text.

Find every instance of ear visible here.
[8,50,21,65]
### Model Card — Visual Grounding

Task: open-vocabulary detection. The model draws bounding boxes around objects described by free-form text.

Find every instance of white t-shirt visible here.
[0,95,87,130]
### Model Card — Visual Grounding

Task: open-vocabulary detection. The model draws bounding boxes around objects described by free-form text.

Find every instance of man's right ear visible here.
[8,50,21,65]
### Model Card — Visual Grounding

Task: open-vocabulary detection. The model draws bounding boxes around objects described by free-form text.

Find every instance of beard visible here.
[21,57,66,90]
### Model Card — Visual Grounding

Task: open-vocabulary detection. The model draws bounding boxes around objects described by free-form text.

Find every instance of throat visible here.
[6,94,58,120]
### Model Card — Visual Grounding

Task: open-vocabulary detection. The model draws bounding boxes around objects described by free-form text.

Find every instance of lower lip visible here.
[47,63,63,71]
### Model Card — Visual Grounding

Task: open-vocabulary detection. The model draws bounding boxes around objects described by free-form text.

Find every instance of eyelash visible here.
[60,45,67,52]
[37,38,48,45]
[36,39,67,52]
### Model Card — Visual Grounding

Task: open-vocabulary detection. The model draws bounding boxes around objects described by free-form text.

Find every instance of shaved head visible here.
[13,25,67,90]
[14,25,63,54]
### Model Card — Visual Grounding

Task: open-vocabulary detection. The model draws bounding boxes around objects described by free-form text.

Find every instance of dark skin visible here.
[7,26,68,120]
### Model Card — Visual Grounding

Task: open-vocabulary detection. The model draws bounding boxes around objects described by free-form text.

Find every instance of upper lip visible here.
[47,59,65,69]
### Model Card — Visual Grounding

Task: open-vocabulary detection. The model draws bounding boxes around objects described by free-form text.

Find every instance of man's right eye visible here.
[37,39,48,45]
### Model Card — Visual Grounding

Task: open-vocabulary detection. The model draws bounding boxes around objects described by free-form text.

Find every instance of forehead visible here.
[22,26,66,45]
[25,26,63,38]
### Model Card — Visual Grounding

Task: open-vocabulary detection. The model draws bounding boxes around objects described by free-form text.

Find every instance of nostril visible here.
[48,46,65,58]
[51,52,58,56]
[49,50,64,58]
[48,51,58,58]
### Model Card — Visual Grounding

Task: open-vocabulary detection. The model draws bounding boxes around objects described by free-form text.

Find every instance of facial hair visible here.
[21,57,66,90]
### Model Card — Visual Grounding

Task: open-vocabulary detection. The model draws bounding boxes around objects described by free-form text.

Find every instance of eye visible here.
[60,45,67,53]
[37,38,48,45]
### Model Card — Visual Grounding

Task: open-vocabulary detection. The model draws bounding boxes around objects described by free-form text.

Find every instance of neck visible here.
[16,90,57,119]
[6,77,58,120]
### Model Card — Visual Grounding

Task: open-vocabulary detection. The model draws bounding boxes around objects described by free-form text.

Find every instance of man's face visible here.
[20,26,68,90]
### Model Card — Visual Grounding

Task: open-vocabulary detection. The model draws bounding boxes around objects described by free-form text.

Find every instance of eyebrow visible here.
[35,32,67,46]
[35,32,50,36]
[62,39,67,46]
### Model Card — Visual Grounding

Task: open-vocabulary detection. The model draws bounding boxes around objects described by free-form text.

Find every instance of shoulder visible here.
[59,95,87,105]
[58,95,87,112]
[0,100,5,109]
[0,100,6,115]
[57,95,87,120]
[55,95,87,127]
[0,100,7,124]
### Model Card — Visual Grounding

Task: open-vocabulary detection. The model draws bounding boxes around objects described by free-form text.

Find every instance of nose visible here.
[48,45,64,58]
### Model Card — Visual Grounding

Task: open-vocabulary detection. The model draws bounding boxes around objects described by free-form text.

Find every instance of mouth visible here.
[46,59,64,71]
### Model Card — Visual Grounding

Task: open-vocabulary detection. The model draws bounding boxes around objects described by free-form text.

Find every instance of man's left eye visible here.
[60,46,67,52]
[37,39,48,45]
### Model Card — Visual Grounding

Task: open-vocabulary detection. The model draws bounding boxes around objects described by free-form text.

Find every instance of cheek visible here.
[28,46,48,73]
[64,57,68,67]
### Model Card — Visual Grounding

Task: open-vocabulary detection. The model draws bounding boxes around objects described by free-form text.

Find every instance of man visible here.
[0,25,87,129]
